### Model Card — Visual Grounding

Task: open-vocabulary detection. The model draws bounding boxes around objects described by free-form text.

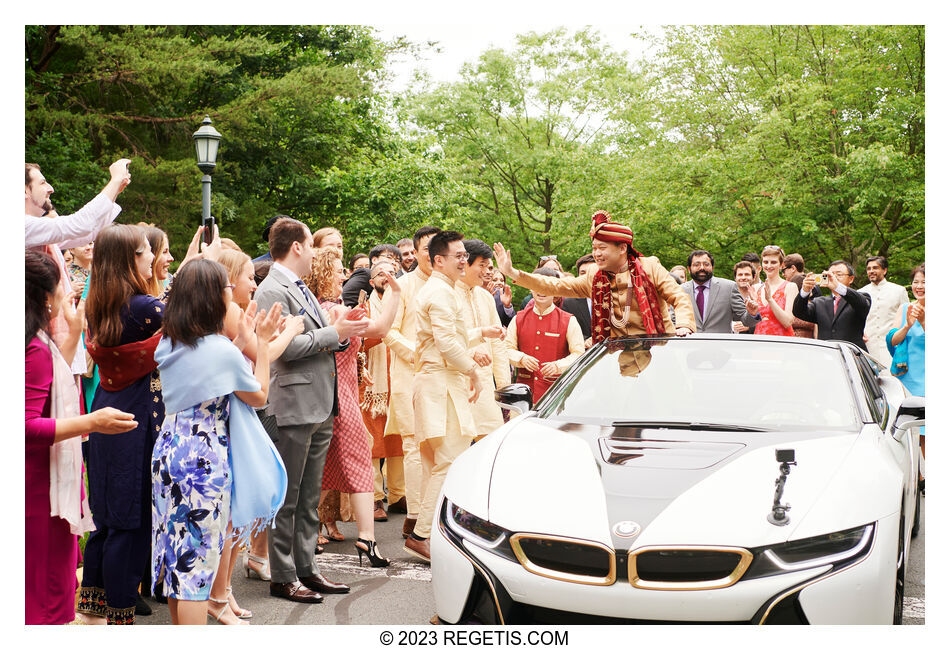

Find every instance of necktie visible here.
[294,280,320,321]
[833,294,841,313]
[696,284,706,320]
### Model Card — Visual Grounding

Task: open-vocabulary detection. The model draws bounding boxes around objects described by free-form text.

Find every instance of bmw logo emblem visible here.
[613,521,641,538]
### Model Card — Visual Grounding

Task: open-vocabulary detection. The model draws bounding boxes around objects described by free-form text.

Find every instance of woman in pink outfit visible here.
[25,251,136,624]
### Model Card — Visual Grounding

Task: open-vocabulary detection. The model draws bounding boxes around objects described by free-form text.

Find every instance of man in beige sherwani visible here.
[859,256,908,372]
[383,226,441,539]
[403,231,481,562]
[457,239,509,440]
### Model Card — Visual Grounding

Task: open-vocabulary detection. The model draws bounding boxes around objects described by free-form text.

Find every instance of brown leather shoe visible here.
[269,581,323,604]
[299,574,350,595]
[388,496,407,513]
[404,535,430,562]
[402,517,417,539]
[373,500,388,522]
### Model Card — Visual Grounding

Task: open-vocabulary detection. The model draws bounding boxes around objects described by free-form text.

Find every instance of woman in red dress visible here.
[25,251,136,624]
[305,247,400,567]
[753,245,795,337]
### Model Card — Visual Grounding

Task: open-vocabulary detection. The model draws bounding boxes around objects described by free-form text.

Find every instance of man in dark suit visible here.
[561,254,596,342]
[681,250,757,334]
[253,217,370,603]
[792,260,871,350]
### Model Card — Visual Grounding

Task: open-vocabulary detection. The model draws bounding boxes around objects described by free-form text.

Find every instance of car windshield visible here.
[536,338,861,431]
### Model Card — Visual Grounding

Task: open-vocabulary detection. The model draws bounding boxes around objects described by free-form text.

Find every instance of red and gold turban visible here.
[589,210,633,244]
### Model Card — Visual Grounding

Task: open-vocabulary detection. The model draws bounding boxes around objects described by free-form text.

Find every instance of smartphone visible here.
[203,216,216,246]
[818,273,829,287]
[357,289,368,306]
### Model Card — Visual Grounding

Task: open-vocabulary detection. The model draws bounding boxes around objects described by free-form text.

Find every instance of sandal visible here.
[321,522,344,542]
[207,595,248,625]
[227,586,252,620]
[243,553,270,581]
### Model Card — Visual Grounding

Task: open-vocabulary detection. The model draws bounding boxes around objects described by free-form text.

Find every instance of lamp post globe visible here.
[192,115,222,226]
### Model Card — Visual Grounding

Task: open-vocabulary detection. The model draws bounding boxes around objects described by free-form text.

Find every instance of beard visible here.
[690,269,712,283]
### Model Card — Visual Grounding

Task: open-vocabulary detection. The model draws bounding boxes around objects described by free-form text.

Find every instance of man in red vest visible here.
[504,267,585,400]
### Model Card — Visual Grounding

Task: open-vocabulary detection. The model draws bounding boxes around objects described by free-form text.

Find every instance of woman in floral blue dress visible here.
[151,259,282,625]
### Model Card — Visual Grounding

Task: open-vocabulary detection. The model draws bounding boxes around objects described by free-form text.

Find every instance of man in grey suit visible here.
[682,250,757,334]
[253,217,370,604]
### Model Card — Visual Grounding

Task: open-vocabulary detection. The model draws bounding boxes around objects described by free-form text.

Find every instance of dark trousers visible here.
[79,521,150,619]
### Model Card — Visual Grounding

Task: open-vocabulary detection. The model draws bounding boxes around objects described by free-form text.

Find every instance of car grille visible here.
[628,546,754,590]
[509,534,616,586]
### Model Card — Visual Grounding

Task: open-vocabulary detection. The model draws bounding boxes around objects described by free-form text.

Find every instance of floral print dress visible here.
[151,395,231,600]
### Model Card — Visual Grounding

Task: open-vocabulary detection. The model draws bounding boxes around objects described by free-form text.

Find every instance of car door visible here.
[852,350,916,528]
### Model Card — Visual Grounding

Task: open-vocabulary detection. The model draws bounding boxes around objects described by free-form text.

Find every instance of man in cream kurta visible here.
[859,256,908,371]
[383,227,440,536]
[457,239,510,439]
[404,232,481,562]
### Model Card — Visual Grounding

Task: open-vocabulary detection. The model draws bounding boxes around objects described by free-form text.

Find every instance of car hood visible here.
[486,418,864,550]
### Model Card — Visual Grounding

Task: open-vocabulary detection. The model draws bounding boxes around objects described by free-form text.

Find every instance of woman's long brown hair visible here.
[138,223,167,298]
[86,224,151,347]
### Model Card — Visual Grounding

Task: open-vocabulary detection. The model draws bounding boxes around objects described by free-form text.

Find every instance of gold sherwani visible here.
[412,271,478,538]
[413,272,478,441]
[456,281,509,437]
[513,256,696,336]
[383,267,430,437]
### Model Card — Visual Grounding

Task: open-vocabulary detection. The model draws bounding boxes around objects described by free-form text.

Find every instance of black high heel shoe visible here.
[355,538,390,567]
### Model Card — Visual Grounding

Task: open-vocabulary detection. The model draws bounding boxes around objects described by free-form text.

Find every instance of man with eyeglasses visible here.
[404,231,482,563]
[794,260,872,350]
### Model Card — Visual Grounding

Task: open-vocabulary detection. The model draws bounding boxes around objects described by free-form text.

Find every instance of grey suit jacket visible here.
[253,265,347,427]
[682,276,756,334]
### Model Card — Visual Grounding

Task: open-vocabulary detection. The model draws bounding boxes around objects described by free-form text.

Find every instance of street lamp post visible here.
[192,115,222,230]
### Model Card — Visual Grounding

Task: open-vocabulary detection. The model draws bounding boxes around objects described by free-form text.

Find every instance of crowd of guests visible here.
[26,161,925,625]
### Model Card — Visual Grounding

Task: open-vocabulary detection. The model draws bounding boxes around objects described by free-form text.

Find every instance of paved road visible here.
[137,494,925,625]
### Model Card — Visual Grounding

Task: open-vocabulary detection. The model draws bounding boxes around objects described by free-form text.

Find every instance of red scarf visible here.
[86,332,162,391]
[591,250,665,343]
[588,210,665,343]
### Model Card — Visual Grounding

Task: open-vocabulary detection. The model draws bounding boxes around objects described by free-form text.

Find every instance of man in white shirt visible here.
[859,256,909,371]
[25,158,130,373]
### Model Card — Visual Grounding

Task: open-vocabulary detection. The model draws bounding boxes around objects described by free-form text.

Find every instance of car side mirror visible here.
[892,396,925,441]
[495,383,533,415]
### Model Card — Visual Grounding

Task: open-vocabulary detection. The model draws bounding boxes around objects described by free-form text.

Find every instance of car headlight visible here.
[441,499,518,562]
[743,523,875,580]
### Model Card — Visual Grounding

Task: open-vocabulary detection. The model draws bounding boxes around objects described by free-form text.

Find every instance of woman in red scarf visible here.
[77,224,165,625]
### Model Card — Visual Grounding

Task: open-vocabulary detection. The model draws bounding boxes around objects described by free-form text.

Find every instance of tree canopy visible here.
[26,25,924,285]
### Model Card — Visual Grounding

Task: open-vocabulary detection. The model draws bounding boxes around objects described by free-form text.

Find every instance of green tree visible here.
[407,28,643,271]
[616,25,924,283]
[25,25,447,261]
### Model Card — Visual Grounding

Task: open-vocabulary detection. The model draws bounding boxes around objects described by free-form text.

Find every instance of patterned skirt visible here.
[151,396,231,601]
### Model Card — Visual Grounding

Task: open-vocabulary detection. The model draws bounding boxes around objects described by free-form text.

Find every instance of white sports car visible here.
[431,335,923,624]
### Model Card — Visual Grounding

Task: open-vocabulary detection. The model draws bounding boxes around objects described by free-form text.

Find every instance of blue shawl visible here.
[155,334,287,546]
